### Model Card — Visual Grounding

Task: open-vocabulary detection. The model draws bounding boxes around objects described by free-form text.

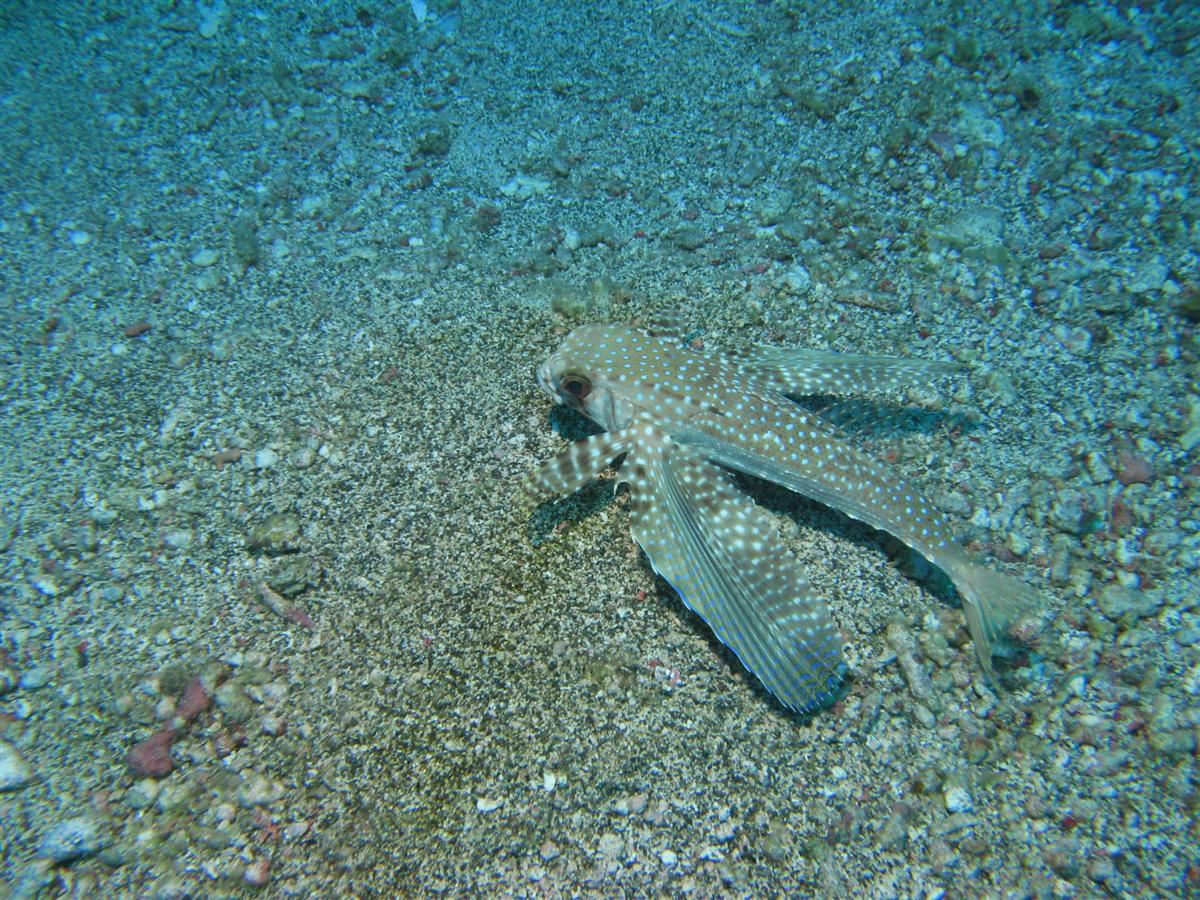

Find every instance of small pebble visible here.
[37,816,103,863]
[18,666,51,691]
[0,739,33,791]
[943,784,974,814]
[254,448,279,469]
[1115,451,1153,485]
[126,778,161,810]
[237,772,284,808]
[191,247,219,267]
[126,728,175,777]
[243,858,270,886]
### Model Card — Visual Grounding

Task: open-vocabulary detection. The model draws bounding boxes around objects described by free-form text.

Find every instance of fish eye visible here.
[559,374,592,400]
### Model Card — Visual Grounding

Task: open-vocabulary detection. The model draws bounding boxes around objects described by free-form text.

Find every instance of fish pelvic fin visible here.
[624,424,846,714]
[523,430,632,505]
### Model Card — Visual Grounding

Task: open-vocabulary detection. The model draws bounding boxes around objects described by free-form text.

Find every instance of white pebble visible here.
[782,263,812,295]
[18,667,51,690]
[37,816,102,863]
[0,739,33,791]
[944,784,974,813]
[191,248,219,267]
[254,448,279,469]
[126,778,161,810]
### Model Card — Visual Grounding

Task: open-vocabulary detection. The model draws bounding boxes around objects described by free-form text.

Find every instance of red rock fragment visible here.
[126,728,176,776]
[176,677,211,722]
[1115,451,1153,485]
[123,321,152,338]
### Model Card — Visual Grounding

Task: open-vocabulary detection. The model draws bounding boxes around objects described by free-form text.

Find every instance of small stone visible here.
[163,529,193,550]
[37,816,103,863]
[1084,451,1113,484]
[253,448,279,469]
[877,804,911,850]
[781,263,812,295]
[539,840,561,861]
[197,5,222,38]
[1179,423,1200,453]
[214,681,255,723]
[19,666,51,691]
[244,858,270,886]
[1096,584,1162,622]
[126,778,161,810]
[176,678,211,722]
[659,849,678,867]
[475,797,503,813]
[126,728,175,777]
[191,248,219,267]
[265,554,320,597]
[246,512,303,554]
[237,773,284,808]
[943,784,973,813]
[1114,451,1153,485]
[1043,839,1081,880]
[0,739,33,791]
[1087,853,1118,883]
[671,227,706,251]
[291,447,316,468]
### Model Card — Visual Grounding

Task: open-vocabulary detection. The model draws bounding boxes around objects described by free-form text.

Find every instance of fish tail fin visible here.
[949,558,1041,674]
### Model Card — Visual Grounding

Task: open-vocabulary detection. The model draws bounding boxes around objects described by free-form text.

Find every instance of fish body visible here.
[526,321,1038,713]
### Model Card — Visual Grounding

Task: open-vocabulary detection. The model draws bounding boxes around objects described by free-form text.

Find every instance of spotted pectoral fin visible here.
[625,435,847,713]
[523,430,632,504]
[732,346,964,397]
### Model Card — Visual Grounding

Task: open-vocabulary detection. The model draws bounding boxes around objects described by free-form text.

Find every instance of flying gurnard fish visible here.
[524,315,1039,713]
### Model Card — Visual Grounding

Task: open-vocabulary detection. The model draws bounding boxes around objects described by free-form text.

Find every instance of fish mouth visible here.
[535,359,557,401]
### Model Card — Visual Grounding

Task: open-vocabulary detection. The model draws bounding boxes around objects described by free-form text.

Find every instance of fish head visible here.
[536,324,643,431]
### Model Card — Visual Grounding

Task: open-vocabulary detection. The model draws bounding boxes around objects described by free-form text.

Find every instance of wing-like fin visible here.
[623,427,846,713]
[523,430,632,503]
[675,422,1041,671]
[732,346,964,397]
